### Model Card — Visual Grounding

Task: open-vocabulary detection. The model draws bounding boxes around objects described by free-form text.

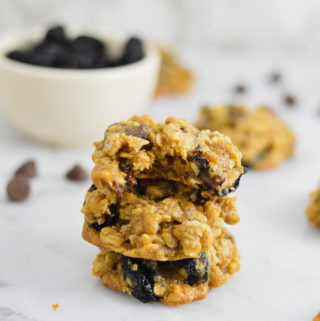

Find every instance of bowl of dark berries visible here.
[0,25,160,146]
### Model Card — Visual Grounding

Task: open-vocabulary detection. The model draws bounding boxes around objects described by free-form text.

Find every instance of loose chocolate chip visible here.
[122,37,144,64]
[284,94,296,107]
[90,203,119,231]
[125,124,149,140]
[7,175,30,201]
[270,72,281,83]
[194,155,210,173]
[122,256,160,303]
[234,84,246,94]
[15,160,36,178]
[66,165,88,181]
[88,184,97,192]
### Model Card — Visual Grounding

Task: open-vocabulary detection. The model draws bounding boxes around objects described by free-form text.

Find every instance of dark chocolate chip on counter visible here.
[15,160,36,178]
[234,84,246,94]
[66,165,88,181]
[125,124,149,140]
[284,94,296,107]
[270,72,282,83]
[6,175,30,202]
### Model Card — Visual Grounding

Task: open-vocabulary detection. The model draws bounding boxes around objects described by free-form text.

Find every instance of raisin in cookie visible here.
[91,115,244,197]
[92,228,240,305]
[82,180,239,261]
[306,187,320,228]
[196,105,295,170]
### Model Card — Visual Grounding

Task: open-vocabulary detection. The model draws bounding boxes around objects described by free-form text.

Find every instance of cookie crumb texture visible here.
[93,229,239,305]
[52,303,59,311]
[82,180,239,261]
[196,105,295,170]
[306,187,320,228]
[91,115,244,197]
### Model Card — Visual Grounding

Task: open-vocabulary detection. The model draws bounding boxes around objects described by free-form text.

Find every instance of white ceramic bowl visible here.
[0,28,160,147]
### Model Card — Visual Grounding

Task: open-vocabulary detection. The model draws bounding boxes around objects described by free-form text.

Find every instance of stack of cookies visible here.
[81,115,245,305]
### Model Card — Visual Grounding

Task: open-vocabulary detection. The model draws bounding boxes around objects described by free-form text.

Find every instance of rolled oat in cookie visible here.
[91,115,244,197]
[82,179,239,261]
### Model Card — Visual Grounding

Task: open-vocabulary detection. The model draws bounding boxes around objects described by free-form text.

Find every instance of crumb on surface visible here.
[52,303,59,311]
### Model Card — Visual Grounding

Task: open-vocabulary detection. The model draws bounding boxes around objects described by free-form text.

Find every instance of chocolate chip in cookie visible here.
[7,175,30,201]
[15,160,36,178]
[125,123,149,140]
[194,154,210,173]
[66,165,88,181]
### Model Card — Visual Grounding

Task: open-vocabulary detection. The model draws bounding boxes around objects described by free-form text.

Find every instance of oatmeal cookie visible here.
[92,228,240,305]
[195,105,295,170]
[306,187,320,228]
[82,180,239,261]
[91,115,244,197]
[154,48,193,97]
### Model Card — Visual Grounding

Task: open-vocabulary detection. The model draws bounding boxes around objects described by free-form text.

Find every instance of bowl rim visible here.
[0,26,160,79]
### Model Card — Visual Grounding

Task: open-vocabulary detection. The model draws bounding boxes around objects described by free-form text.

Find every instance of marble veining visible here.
[0,306,39,321]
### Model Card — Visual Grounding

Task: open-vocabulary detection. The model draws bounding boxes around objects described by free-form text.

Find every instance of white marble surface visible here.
[0,51,320,321]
